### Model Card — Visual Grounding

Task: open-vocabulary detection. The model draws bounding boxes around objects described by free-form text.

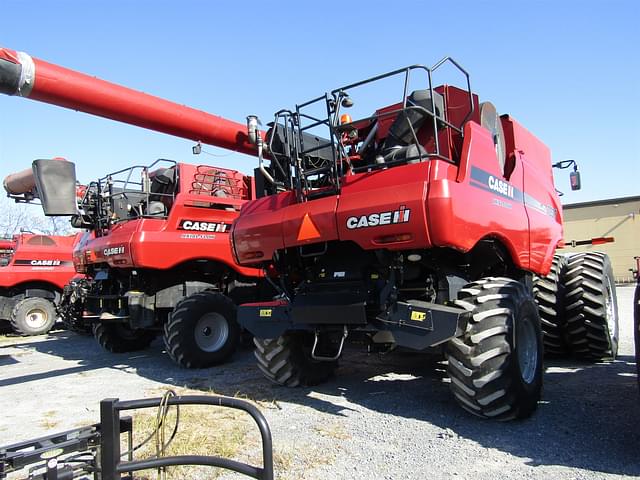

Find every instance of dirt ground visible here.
[0,285,638,479]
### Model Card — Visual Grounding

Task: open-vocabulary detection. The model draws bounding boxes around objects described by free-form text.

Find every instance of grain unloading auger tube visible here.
[0,46,260,155]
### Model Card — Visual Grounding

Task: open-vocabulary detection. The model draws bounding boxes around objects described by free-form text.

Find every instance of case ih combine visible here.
[0,231,79,335]
[0,47,619,420]
[4,157,267,368]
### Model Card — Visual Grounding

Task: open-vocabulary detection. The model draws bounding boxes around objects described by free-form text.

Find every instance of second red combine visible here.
[0,46,272,366]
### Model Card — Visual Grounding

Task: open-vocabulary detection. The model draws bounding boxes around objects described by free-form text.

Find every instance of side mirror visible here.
[570,170,581,191]
[32,159,78,215]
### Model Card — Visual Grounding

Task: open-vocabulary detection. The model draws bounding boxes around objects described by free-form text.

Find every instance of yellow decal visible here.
[40,448,64,459]
[411,311,426,321]
[259,309,272,318]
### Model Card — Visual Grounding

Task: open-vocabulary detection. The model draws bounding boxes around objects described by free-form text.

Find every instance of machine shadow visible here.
[5,331,639,476]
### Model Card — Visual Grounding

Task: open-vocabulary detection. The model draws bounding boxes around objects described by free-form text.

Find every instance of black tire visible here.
[254,333,337,387]
[633,282,640,391]
[163,291,239,368]
[532,255,568,356]
[10,297,57,336]
[93,322,156,353]
[563,252,619,360]
[446,277,543,420]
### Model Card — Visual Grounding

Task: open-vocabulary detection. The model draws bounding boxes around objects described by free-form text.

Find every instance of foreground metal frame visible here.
[0,395,274,480]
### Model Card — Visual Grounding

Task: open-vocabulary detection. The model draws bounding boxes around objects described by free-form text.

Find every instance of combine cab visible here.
[0,232,80,335]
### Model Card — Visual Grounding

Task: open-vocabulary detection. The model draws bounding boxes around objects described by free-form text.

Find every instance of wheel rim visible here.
[604,276,616,341]
[194,313,229,353]
[25,308,49,330]
[516,314,538,384]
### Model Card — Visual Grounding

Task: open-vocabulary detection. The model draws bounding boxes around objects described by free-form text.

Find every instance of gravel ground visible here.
[0,285,638,479]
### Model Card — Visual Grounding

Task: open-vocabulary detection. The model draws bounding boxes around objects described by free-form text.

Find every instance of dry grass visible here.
[273,448,293,472]
[121,388,254,479]
[39,410,59,429]
[313,421,351,441]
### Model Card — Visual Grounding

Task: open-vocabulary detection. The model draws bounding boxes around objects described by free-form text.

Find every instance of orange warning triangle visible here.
[297,213,321,241]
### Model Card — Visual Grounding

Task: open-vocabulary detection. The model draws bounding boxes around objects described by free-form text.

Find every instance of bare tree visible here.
[0,196,74,236]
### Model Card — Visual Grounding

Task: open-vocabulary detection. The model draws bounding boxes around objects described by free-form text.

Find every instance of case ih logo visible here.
[31,259,61,266]
[103,246,125,256]
[14,259,69,267]
[487,175,514,199]
[178,220,231,233]
[346,206,411,229]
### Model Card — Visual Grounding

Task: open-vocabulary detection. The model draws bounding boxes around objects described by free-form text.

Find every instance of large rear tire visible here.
[163,291,239,368]
[93,322,156,353]
[633,282,639,390]
[10,297,57,336]
[532,255,568,356]
[563,252,619,360]
[254,333,337,387]
[446,277,543,420]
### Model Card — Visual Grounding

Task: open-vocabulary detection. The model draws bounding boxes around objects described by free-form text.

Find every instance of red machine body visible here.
[0,233,79,290]
[71,162,257,278]
[233,90,562,276]
[0,233,82,334]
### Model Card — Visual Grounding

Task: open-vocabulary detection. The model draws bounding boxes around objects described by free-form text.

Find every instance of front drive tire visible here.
[446,277,543,420]
[11,297,58,336]
[254,333,337,387]
[563,252,619,360]
[93,322,156,353]
[163,291,240,369]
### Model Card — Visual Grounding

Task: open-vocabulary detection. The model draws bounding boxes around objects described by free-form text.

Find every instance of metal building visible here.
[562,195,639,283]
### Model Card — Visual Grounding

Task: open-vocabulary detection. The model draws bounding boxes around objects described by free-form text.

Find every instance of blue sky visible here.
[1,0,638,205]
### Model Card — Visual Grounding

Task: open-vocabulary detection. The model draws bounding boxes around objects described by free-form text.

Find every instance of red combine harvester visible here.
[231,62,619,420]
[0,48,618,419]
[64,159,266,367]
[0,231,80,335]
[4,156,269,368]
[0,47,274,368]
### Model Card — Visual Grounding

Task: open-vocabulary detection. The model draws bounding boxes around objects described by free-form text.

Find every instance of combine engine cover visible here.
[71,159,256,277]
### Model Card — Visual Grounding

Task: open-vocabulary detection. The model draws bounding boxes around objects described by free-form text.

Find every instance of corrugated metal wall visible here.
[562,197,639,283]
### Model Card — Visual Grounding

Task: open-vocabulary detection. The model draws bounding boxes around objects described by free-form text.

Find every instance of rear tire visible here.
[10,297,57,336]
[254,333,337,387]
[446,277,543,420]
[93,322,155,353]
[163,291,239,368]
[632,282,639,390]
[532,255,568,356]
[563,252,618,360]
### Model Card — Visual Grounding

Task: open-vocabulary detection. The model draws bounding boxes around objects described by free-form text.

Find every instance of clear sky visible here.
[0,0,638,205]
